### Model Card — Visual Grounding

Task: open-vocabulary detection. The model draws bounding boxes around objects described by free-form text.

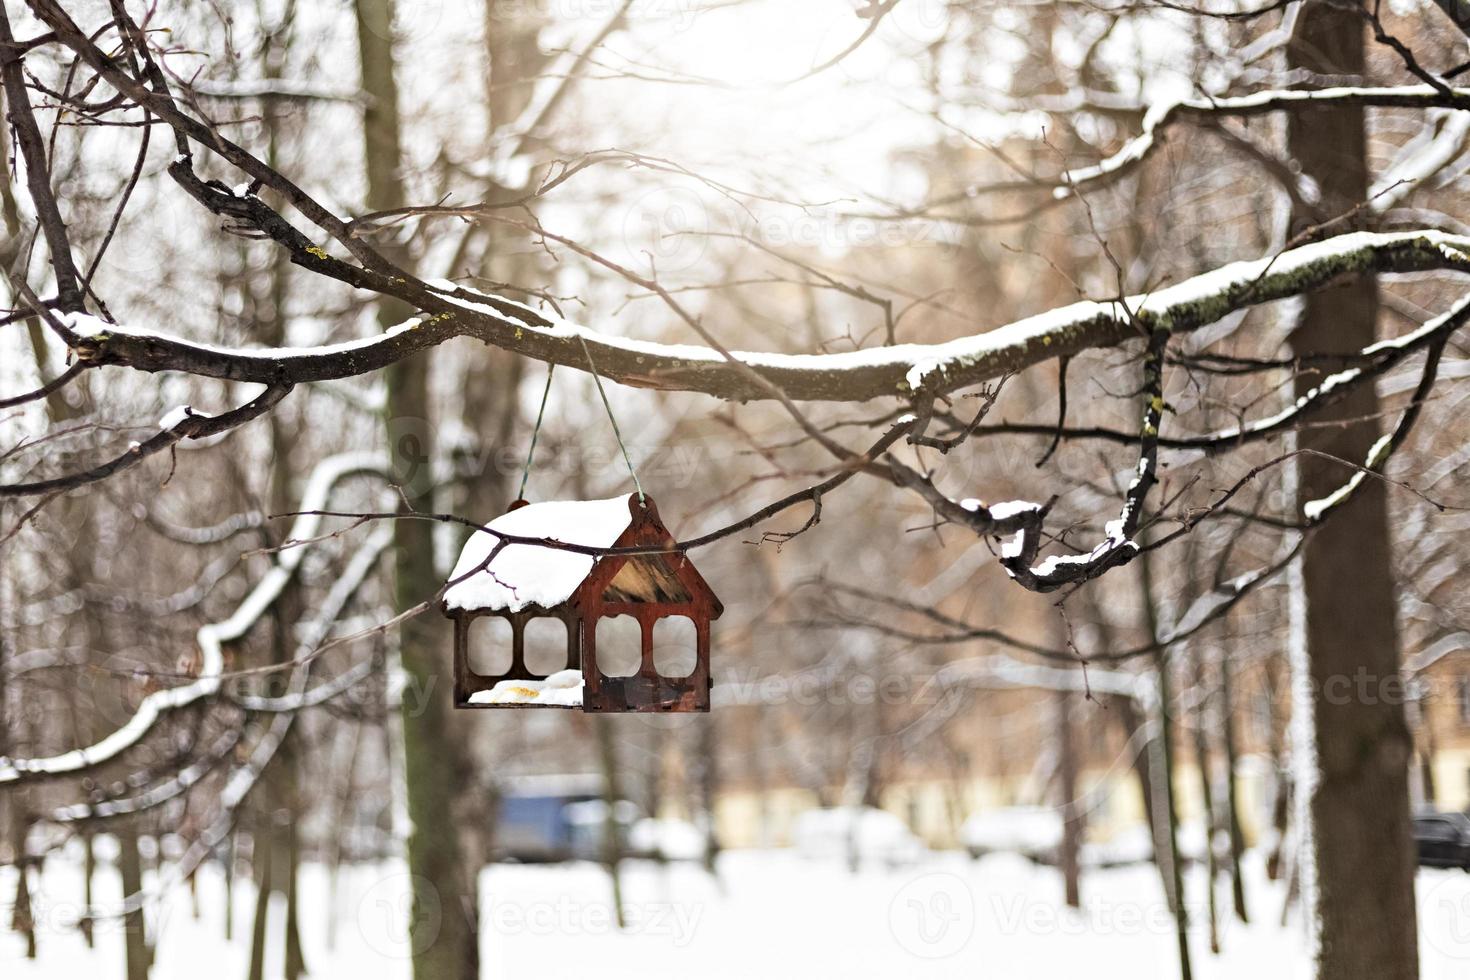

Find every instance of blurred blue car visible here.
[493,774,638,862]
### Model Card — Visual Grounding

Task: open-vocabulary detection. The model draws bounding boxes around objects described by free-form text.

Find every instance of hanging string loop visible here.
[577,334,645,504]
[514,340,646,504]
[516,363,556,501]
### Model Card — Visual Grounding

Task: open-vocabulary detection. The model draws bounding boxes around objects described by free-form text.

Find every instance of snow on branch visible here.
[0,382,291,499]
[27,1,1470,411]
[927,654,1148,702]
[0,452,387,783]
[185,79,365,103]
[1371,110,1470,213]
[1193,289,1470,446]
[888,286,1470,595]
[1298,303,1460,523]
[229,526,394,713]
[1158,542,1299,646]
[42,728,244,825]
[820,537,1298,663]
[933,86,1470,209]
[972,327,1167,593]
[60,231,1470,407]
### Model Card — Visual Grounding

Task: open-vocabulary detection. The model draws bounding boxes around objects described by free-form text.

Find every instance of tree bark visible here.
[354,2,480,977]
[1286,6,1419,979]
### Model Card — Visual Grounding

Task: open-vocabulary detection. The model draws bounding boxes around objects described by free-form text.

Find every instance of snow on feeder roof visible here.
[442,493,722,713]
[445,495,636,614]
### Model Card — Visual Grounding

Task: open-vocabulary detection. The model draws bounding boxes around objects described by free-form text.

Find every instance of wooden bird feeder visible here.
[441,493,721,712]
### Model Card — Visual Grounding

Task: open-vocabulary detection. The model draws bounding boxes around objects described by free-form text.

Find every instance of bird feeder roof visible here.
[445,494,637,614]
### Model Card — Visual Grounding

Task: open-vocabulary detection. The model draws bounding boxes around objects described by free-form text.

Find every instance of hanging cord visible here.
[577,333,645,503]
[516,363,556,501]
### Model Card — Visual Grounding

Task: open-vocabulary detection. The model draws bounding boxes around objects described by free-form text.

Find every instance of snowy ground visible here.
[6,848,1470,978]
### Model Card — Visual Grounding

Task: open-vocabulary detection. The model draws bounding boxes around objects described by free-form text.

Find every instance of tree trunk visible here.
[326,721,364,950]
[1191,653,1220,955]
[118,826,151,980]
[354,2,480,977]
[1140,550,1192,980]
[1108,692,1160,855]
[10,821,35,960]
[1286,6,1418,979]
[1055,688,1082,908]
[1086,589,1161,856]
[81,832,96,947]
[1265,657,1291,882]
[284,813,305,980]
[696,714,722,876]
[596,716,627,930]
[1218,647,1249,923]
[258,29,310,978]
[246,827,273,980]
[1,607,36,962]
[223,831,238,943]
[1418,727,1438,806]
